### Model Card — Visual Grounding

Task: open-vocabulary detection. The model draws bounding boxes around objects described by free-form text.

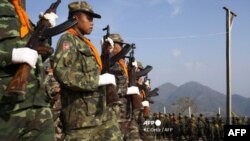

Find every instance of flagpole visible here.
[188,106,191,118]
[223,7,237,125]
[164,106,166,114]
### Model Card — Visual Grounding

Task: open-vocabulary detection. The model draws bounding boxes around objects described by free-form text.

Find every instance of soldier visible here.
[126,60,143,141]
[0,0,58,140]
[101,33,130,139]
[53,1,122,140]
[197,115,207,141]
[45,56,62,140]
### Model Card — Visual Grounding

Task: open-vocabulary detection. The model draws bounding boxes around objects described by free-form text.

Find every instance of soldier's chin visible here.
[85,31,92,35]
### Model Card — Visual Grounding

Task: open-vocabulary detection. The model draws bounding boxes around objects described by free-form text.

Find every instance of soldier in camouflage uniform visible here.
[0,0,56,140]
[44,56,62,140]
[53,1,122,140]
[101,33,131,140]
[197,114,207,141]
[126,61,146,141]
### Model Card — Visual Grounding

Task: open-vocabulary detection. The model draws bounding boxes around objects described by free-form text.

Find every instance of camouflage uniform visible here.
[53,1,121,141]
[108,34,130,139]
[126,61,145,141]
[44,59,62,140]
[0,0,55,140]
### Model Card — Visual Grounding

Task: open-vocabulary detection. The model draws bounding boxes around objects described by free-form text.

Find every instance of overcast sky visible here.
[27,0,250,98]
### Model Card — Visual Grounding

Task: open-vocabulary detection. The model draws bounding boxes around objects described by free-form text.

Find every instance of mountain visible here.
[154,83,178,102]
[151,83,178,113]
[151,81,250,117]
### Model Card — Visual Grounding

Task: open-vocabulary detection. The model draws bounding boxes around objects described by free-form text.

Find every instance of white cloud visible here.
[166,0,184,16]
[172,48,182,58]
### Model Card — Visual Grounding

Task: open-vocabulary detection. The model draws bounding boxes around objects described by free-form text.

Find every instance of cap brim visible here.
[92,13,101,19]
[83,10,101,19]
[71,10,101,19]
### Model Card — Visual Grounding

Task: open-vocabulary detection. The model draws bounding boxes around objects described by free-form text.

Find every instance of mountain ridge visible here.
[151,81,250,116]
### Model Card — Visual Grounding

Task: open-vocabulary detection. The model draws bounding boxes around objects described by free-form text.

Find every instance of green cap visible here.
[137,61,144,69]
[68,1,101,18]
[109,33,124,44]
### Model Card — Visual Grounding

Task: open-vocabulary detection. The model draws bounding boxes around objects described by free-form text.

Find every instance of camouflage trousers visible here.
[0,106,56,141]
[62,106,122,141]
[126,110,143,141]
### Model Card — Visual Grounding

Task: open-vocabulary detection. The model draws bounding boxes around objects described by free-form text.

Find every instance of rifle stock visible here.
[6,0,61,96]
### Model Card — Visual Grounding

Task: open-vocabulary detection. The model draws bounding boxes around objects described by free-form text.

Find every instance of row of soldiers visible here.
[139,112,250,141]
[0,0,159,141]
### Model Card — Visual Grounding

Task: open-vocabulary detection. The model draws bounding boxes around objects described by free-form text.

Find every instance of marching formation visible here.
[0,0,159,141]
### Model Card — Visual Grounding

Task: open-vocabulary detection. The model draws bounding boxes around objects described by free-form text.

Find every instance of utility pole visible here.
[223,7,237,125]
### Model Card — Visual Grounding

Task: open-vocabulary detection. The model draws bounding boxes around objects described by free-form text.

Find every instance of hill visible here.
[151,81,250,117]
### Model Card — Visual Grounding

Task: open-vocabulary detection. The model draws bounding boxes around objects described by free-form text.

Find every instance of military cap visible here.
[137,61,144,69]
[68,1,101,18]
[109,33,124,44]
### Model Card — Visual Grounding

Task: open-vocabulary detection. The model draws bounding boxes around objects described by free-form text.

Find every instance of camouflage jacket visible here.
[0,0,50,114]
[53,32,107,129]
[44,71,60,100]
[110,62,128,97]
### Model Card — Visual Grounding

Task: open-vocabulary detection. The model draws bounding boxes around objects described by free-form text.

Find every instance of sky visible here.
[26,0,250,98]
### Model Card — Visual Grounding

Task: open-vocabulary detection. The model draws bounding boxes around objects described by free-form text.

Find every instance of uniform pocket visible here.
[0,17,20,40]
[78,47,98,73]
[62,92,104,129]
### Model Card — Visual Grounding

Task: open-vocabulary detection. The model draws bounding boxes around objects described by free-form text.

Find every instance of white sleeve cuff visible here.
[126,86,140,95]
[142,101,149,107]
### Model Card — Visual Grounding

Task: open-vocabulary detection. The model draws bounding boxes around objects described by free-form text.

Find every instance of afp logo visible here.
[224,125,250,140]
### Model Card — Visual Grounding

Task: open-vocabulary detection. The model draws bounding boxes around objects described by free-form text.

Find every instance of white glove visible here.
[12,48,38,68]
[144,79,150,88]
[138,76,145,85]
[98,73,116,86]
[106,37,114,52]
[142,101,149,107]
[100,37,114,53]
[40,12,58,27]
[126,86,140,95]
[132,61,138,68]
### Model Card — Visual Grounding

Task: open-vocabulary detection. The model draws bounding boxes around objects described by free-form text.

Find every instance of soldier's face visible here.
[111,43,122,56]
[75,12,94,35]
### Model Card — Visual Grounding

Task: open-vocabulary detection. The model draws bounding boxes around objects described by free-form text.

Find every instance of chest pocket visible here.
[77,42,99,73]
[0,2,20,40]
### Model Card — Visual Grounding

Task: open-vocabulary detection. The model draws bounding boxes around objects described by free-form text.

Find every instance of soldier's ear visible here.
[73,15,77,20]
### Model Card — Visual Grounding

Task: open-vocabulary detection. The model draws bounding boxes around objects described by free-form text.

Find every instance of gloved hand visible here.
[98,73,116,86]
[40,12,58,27]
[126,86,140,95]
[12,48,38,68]
[100,37,114,53]
[142,101,149,107]
[132,61,138,68]
[144,79,151,89]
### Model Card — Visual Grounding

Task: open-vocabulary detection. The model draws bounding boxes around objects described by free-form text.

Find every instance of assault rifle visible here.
[135,65,153,78]
[127,44,143,111]
[109,43,132,67]
[147,88,159,97]
[6,0,77,96]
[101,25,120,105]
